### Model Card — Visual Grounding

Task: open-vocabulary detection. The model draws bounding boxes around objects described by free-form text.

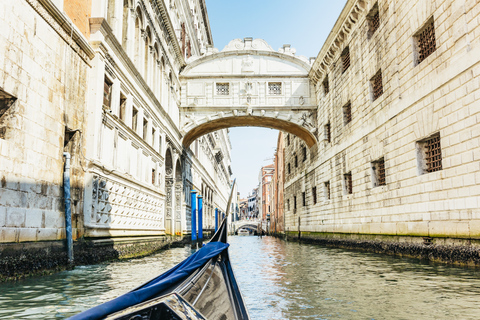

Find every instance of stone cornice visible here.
[26,0,95,65]
[309,0,367,82]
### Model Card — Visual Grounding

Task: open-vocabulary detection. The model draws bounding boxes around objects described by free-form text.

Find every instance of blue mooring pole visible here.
[190,190,197,242]
[198,195,203,241]
[63,152,73,267]
[215,208,219,232]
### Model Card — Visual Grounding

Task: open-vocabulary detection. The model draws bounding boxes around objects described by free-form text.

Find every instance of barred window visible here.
[294,154,298,168]
[324,181,331,200]
[216,83,229,95]
[323,76,329,95]
[344,172,353,194]
[341,47,350,73]
[287,134,290,146]
[287,199,290,211]
[324,123,331,143]
[417,133,442,174]
[371,70,383,101]
[287,163,291,174]
[343,102,352,125]
[367,3,380,38]
[302,192,306,206]
[293,196,297,210]
[372,158,386,187]
[415,18,436,65]
[312,187,317,204]
[268,82,282,95]
[302,146,307,162]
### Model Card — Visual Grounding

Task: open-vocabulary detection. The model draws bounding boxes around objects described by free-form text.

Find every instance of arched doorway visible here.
[164,148,173,234]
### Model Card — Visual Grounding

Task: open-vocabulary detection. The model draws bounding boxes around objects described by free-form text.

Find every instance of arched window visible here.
[153,45,159,98]
[144,27,152,84]
[134,9,143,71]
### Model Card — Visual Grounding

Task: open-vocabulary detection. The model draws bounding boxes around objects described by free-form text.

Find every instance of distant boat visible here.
[69,180,249,320]
[238,228,250,236]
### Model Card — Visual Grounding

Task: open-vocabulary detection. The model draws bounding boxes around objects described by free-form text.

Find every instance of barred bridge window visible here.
[216,83,229,95]
[268,82,282,95]
[416,18,436,65]
[371,70,383,101]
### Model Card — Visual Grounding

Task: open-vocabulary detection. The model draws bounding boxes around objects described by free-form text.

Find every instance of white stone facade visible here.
[284,0,480,241]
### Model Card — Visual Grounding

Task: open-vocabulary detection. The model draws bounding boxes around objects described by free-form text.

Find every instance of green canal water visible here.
[1,236,480,319]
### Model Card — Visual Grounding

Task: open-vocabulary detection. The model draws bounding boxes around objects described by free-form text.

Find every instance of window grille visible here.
[294,154,298,168]
[216,83,229,95]
[417,19,436,64]
[287,199,290,211]
[372,158,386,187]
[425,135,442,172]
[371,70,383,101]
[294,196,297,210]
[312,187,317,204]
[324,123,331,143]
[287,134,290,146]
[287,163,291,174]
[268,82,282,95]
[344,172,353,194]
[302,192,306,206]
[325,181,331,200]
[343,102,352,125]
[323,77,329,95]
[368,4,380,37]
[342,47,350,73]
[302,146,307,162]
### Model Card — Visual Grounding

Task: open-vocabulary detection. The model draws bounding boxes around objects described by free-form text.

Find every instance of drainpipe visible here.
[198,195,203,242]
[191,190,197,243]
[215,208,218,232]
[63,152,74,267]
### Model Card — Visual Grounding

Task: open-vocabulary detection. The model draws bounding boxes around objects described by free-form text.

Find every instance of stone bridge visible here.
[179,38,318,148]
[232,219,265,235]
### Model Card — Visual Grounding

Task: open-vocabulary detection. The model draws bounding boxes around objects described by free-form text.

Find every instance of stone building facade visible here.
[271,131,285,234]
[284,0,480,254]
[0,0,232,278]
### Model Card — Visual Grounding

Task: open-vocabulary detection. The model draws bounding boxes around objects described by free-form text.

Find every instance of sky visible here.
[205,0,347,197]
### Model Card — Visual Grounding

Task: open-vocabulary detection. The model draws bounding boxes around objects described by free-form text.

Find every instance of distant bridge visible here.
[232,220,266,235]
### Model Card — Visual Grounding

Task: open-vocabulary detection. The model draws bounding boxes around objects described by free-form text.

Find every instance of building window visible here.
[417,133,442,174]
[367,3,380,39]
[341,47,350,73]
[152,168,156,185]
[287,163,291,174]
[143,118,148,140]
[343,101,352,125]
[287,134,290,146]
[293,196,297,210]
[132,107,138,132]
[344,172,353,194]
[119,93,127,121]
[302,192,306,206]
[103,76,113,109]
[268,82,282,95]
[287,199,290,211]
[152,127,156,146]
[312,186,317,204]
[371,70,383,101]
[324,181,331,200]
[0,89,16,139]
[324,123,331,143]
[216,83,229,95]
[294,154,298,168]
[302,146,307,162]
[415,17,436,65]
[322,76,329,95]
[372,158,386,187]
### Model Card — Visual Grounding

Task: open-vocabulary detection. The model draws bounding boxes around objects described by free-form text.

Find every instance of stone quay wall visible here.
[284,0,480,255]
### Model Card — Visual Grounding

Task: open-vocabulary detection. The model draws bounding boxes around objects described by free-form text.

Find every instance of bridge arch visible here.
[179,38,318,147]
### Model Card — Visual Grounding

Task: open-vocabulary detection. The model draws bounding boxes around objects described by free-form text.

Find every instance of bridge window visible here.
[268,82,282,95]
[370,70,383,101]
[216,83,230,95]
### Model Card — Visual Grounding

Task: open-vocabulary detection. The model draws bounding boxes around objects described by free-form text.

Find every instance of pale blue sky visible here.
[205,0,346,197]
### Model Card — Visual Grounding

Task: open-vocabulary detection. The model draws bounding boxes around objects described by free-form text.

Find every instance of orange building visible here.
[259,164,274,221]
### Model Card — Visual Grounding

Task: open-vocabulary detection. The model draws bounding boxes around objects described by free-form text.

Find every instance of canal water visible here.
[1,236,480,319]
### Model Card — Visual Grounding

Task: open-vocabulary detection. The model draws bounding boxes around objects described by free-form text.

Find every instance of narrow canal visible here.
[1,236,480,319]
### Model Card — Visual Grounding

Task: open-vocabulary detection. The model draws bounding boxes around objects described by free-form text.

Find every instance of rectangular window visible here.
[371,70,383,101]
[324,181,331,200]
[344,172,353,194]
[341,47,350,73]
[323,76,329,95]
[143,118,148,140]
[268,82,282,95]
[103,76,113,108]
[324,123,331,143]
[152,168,156,184]
[417,133,442,174]
[132,107,138,132]
[0,89,16,139]
[293,196,297,210]
[287,199,290,211]
[343,102,352,125]
[294,154,298,168]
[302,192,306,206]
[415,17,436,65]
[372,158,386,187]
[119,94,127,121]
[302,146,307,162]
[367,3,380,38]
[287,163,291,174]
[216,83,229,95]
[312,186,317,204]
[287,134,290,146]
[152,127,156,146]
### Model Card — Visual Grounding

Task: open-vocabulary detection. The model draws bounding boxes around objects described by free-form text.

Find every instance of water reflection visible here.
[1,237,480,319]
